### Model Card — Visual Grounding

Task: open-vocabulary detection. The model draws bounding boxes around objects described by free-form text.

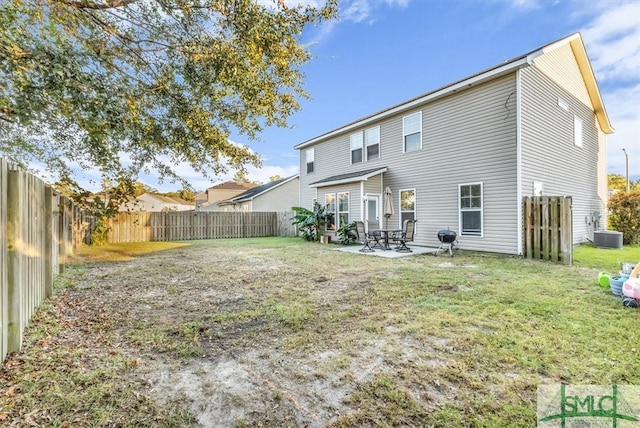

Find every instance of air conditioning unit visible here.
[593,231,623,249]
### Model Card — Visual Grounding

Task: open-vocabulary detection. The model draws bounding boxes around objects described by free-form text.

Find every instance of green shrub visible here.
[336,222,357,245]
[291,202,328,242]
[90,216,110,246]
[608,190,640,245]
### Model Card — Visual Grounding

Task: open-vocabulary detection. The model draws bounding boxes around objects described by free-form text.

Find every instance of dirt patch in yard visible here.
[5,239,608,427]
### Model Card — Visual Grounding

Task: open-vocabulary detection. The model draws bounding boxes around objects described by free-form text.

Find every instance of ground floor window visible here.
[338,192,349,228]
[459,183,483,236]
[325,193,336,231]
[400,189,416,225]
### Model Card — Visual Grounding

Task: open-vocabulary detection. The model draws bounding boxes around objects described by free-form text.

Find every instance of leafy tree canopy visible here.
[608,173,640,192]
[0,0,337,199]
[163,189,196,202]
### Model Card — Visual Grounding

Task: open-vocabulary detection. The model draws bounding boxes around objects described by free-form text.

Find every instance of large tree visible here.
[0,0,337,196]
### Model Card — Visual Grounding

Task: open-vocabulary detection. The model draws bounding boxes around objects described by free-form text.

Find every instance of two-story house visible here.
[295,33,613,255]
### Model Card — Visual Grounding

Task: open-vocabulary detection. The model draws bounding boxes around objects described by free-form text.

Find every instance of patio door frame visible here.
[365,194,380,228]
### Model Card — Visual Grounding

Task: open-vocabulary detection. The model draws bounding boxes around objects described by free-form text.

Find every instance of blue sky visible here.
[143,0,640,191]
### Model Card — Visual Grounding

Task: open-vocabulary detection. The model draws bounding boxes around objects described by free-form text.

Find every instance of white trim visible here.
[224,175,299,204]
[306,148,315,174]
[309,167,388,188]
[295,57,530,150]
[516,70,523,255]
[350,132,363,164]
[295,33,612,151]
[399,188,417,229]
[574,115,583,147]
[360,181,365,221]
[325,193,336,231]
[365,194,380,228]
[337,191,350,229]
[402,111,422,152]
[365,125,381,161]
[458,182,484,237]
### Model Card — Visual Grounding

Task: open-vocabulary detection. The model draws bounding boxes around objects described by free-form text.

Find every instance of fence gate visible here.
[523,196,573,265]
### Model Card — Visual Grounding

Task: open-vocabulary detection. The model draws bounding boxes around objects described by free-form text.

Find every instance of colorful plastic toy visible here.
[622,263,640,299]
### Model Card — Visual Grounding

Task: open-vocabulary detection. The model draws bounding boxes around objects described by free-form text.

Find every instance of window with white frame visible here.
[306,148,315,173]
[400,189,416,225]
[365,126,380,160]
[574,116,583,147]
[338,192,349,228]
[350,133,363,164]
[459,183,483,236]
[325,193,336,231]
[403,112,422,152]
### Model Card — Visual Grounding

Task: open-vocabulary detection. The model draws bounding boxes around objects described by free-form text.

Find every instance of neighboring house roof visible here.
[140,193,192,206]
[309,167,388,188]
[205,181,259,192]
[147,194,192,205]
[294,32,613,150]
[219,175,299,205]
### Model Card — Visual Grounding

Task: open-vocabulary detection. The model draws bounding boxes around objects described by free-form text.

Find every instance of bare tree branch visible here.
[58,0,139,10]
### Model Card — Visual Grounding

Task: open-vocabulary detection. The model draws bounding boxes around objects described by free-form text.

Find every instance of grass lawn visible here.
[1,239,639,427]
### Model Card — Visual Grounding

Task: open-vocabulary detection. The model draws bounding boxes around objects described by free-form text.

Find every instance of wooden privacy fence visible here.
[1,159,77,363]
[523,196,573,264]
[107,210,297,243]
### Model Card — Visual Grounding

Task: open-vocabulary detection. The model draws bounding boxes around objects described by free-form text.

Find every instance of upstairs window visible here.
[574,116,583,147]
[365,126,380,161]
[306,148,315,174]
[403,112,422,152]
[350,133,363,164]
[459,183,483,236]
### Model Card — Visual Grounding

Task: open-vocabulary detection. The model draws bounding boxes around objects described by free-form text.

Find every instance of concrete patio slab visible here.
[334,244,440,258]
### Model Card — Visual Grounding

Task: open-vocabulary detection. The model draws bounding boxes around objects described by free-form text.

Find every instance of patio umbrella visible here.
[383,187,394,227]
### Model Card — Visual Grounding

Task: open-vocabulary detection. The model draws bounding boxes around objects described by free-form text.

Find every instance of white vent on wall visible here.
[533,181,544,196]
[558,98,569,111]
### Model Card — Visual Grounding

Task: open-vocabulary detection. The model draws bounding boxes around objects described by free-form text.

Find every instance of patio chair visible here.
[392,219,417,253]
[355,221,375,252]
[367,220,384,249]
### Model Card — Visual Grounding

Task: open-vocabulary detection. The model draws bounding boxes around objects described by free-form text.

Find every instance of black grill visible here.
[438,229,457,244]
[435,229,458,257]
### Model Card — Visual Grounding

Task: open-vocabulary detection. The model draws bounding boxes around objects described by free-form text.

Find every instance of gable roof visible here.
[219,175,299,205]
[295,33,612,150]
[140,193,192,205]
[206,181,258,191]
[309,167,388,188]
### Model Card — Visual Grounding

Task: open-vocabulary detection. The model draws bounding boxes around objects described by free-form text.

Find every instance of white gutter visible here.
[295,58,531,149]
[309,167,388,188]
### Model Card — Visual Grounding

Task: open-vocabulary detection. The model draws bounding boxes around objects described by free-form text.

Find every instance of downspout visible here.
[516,69,523,256]
[360,181,365,220]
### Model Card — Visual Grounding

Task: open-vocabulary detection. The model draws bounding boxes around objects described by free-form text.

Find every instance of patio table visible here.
[371,228,402,251]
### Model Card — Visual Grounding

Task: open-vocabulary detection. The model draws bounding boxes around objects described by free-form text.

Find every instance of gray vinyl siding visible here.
[383,74,518,253]
[251,178,300,212]
[520,66,603,245]
[298,74,519,253]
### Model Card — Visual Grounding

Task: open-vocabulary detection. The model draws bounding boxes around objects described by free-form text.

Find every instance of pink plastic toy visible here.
[622,263,640,299]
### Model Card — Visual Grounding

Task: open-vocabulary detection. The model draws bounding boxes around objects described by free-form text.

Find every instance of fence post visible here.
[44,186,53,298]
[0,159,7,362]
[7,168,24,354]
[561,197,573,265]
[58,197,66,273]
